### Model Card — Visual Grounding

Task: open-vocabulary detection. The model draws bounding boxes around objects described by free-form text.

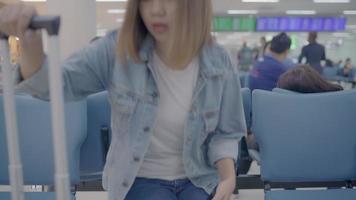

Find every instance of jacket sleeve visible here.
[15,31,117,101]
[208,51,247,167]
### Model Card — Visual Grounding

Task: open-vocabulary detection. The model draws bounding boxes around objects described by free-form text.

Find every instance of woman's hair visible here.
[277,65,343,93]
[117,0,213,66]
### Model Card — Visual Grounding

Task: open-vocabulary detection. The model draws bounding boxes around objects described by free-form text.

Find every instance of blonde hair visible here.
[117,0,213,67]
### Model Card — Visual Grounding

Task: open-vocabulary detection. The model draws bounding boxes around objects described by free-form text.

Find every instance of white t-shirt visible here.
[137,52,199,180]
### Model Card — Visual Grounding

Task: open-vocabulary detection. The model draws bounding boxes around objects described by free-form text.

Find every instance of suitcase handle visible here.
[0,15,60,39]
[29,16,60,35]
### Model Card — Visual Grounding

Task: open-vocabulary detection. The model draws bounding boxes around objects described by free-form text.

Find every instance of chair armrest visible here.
[248,149,261,165]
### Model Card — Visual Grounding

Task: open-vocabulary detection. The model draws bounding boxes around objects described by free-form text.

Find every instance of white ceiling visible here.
[1,0,356,31]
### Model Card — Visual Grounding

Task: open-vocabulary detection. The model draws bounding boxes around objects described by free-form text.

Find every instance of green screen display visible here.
[213,16,256,32]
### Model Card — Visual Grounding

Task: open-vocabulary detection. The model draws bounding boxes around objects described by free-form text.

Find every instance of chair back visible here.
[252,89,356,182]
[0,95,87,185]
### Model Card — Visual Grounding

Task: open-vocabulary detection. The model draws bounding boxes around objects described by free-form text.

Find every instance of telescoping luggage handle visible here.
[0,16,71,200]
[0,16,60,39]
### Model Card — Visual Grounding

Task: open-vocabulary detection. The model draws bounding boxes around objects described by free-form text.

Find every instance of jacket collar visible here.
[139,35,225,79]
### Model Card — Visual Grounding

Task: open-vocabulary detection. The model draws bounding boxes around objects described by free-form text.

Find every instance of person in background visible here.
[246,64,343,154]
[325,59,334,68]
[335,59,343,68]
[298,31,326,74]
[254,36,266,61]
[262,41,271,56]
[263,40,294,69]
[0,0,246,199]
[249,32,291,91]
[342,58,354,77]
[237,42,254,72]
[255,36,267,61]
[277,64,343,93]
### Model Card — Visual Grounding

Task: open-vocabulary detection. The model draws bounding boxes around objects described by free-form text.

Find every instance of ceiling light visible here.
[242,0,279,2]
[227,10,258,15]
[286,10,316,15]
[107,9,126,14]
[22,0,128,2]
[343,10,356,15]
[96,0,127,2]
[21,0,46,2]
[314,0,349,3]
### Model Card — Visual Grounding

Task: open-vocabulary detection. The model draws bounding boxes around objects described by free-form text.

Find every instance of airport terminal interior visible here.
[1,0,356,200]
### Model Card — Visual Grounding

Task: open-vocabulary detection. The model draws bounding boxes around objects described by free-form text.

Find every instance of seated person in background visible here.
[335,59,343,68]
[277,64,343,93]
[342,58,353,77]
[264,40,295,69]
[324,59,334,68]
[246,64,342,153]
[249,32,291,91]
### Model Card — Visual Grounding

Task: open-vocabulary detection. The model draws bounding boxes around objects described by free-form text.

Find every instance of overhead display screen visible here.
[256,17,347,32]
[213,16,256,32]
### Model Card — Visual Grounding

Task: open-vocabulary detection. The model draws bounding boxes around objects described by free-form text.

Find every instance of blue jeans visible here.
[125,178,213,200]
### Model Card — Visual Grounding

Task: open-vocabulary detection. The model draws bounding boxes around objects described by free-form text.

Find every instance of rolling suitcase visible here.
[0,16,71,200]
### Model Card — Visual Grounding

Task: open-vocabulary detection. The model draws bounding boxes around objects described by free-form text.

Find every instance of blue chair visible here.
[323,67,339,81]
[240,88,260,165]
[0,95,87,199]
[241,88,251,129]
[237,88,252,175]
[239,72,250,88]
[80,91,111,181]
[334,68,355,83]
[252,89,356,200]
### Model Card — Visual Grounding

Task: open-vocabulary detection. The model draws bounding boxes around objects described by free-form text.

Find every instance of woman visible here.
[0,1,246,200]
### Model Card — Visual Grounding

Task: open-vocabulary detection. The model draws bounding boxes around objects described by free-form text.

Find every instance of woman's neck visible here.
[155,42,188,70]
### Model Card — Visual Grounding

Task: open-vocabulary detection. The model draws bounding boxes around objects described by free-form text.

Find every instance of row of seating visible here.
[241,88,356,199]
[1,88,356,199]
[0,92,111,199]
[240,68,356,90]
[323,67,356,85]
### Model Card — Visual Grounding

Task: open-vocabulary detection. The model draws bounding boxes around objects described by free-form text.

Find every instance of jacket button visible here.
[122,181,129,187]
[143,127,150,132]
[152,92,158,98]
[187,136,192,144]
[133,156,140,162]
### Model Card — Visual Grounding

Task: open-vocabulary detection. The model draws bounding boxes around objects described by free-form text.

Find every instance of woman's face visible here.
[139,0,177,45]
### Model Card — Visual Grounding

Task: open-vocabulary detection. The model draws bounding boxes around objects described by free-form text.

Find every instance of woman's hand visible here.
[0,3,37,38]
[0,3,44,79]
[212,177,236,200]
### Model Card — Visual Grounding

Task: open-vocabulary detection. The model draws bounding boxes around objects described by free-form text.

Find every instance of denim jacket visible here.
[16,31,246,200]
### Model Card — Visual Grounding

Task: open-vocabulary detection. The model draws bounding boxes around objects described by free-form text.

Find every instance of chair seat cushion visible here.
[0,192,75,200]
[266,189,356,200]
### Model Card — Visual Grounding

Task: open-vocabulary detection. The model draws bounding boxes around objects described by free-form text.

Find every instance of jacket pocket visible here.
[111,90,137,133]
[200,109,219,143]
